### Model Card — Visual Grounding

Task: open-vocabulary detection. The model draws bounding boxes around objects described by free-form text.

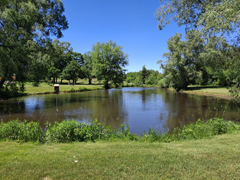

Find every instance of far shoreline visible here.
[0,84,234,101]
[165,87,233,100]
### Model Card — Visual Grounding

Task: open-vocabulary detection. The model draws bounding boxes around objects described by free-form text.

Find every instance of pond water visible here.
[0,87,239,134]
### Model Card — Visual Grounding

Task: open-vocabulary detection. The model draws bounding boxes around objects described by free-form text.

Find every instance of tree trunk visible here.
[89,78,92,85]
[0,78,5,90]
[61,79,63,84]
[104,79,110,89]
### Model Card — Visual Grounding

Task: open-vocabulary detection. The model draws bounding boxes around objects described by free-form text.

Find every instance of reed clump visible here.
[0,118,239,143]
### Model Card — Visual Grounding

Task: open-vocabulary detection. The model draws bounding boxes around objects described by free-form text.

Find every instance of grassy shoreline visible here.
[3,81,234,101]
[24,83,104,95]
[166,85,234,100]
[1,118,240,179]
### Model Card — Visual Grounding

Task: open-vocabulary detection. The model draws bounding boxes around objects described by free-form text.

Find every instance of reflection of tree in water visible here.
[160,90,240,132]
[0,98,26,122]
[80,90,128,130]
[127,88,156,110]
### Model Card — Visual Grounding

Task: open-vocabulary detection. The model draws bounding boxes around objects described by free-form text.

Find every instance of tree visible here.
[145,70,160,85]
[70,52,85,84]
[0,0,68,91]
[83,52,93,84]
[141,65,148,84]
[60,61,81,85]
[91,40,129,89]
[156,0,240,97]
[126,72,139,84]
[28,51,49,86]
[155,0,240,36]
[160,31,205,90]
[46,39,72,84]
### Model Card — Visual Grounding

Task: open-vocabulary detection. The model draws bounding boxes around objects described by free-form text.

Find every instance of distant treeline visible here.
[125,65,162,86]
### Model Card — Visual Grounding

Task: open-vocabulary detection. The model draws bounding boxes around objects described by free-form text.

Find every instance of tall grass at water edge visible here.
[0,118,239,143]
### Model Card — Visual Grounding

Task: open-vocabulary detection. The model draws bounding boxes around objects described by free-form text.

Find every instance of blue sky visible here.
[59,0,186,72]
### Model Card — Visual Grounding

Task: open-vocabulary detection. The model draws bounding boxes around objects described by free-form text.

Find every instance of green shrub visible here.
[0,120,43,142]
[140,118,240,142]
[172,118,239,140]
[0,118,239,143]
[70,88,75,92]
[45,120,124,143]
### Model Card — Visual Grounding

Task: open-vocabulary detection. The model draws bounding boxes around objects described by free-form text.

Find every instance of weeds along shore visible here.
[0,118,239,143]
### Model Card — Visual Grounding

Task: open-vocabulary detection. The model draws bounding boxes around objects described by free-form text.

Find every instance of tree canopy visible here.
[82,52,94,84]
[91,40,129,89]
[155,0,240,36]
[156,0,240,100]
[159,31,205,90]
[0,0,68,91]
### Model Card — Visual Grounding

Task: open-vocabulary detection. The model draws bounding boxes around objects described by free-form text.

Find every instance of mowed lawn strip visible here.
[185,85,230,95]
[24,83,103,94]
[1,133,240,179]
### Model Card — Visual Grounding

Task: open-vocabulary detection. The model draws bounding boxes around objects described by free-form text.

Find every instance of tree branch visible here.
[0,44,18,49]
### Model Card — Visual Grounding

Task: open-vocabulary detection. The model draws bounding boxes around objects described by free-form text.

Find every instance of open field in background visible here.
[59,78,102,85]
[1,132,240,179]
[163,85,234,100]
[24,80,156,95]
[24,83,104,95]
[24,78,103,94]
[179,85,237,100]
[2,79,238,100]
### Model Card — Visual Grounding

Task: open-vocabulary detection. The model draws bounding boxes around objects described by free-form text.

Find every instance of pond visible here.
[0,87,239,134]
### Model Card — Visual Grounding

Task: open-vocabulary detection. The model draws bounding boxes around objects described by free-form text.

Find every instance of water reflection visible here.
[0,87,239,134]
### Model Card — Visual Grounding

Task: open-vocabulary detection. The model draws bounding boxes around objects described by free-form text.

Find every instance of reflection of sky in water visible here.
[24,97,45,112]
[122,88,169,134]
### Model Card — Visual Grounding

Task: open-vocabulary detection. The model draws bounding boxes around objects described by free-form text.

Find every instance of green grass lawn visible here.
[24,80,156,95]
[1,132,240,179]
[24,82,104,94]
[184,85,231,96]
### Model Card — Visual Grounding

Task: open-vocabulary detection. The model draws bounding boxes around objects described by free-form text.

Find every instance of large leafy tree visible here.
[82,52,94,84]
[0,0,68,90]
[160,31,205,90]
[91,40,129,89]
[145,70,161,85]
[46,39,72,84]
[156,0,240,98]
[126,72,139,84]
[141,65,148,84]
[60,52,85,84]
[60,60,81,85]
[155,0,239,34]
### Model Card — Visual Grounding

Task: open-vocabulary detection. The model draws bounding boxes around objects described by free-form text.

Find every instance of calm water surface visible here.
[0,87,239,134]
